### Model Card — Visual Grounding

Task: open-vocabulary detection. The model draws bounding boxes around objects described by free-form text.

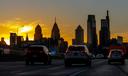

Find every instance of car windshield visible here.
[68,46,85,51]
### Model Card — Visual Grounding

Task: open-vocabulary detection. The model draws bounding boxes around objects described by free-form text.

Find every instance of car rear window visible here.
[111,51,122,57]
[68,46,85,51]
[111,51,121,55]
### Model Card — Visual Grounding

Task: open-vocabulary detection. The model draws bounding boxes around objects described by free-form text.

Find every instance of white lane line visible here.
[46,65,63,70]
[69,60,107,76]
[49,65,87,76]
[93,60,106,65]
[51,68,81,76]
[69,68,89,76]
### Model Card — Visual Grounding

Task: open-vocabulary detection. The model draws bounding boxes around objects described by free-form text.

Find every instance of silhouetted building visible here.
[10,33,17,47]
[26,34,29,41]
[17,36,24,45]
[34,24,43,41]
[99,10,111,47]
[72,25,84,45]
[72,39,76,45]
[110,38,119,45]
[51,19,60,40]
[99,19,109,46]
[59,38,68,53]
[87,15,98,53]
[106,10,110,44]
[0,37,7,47]
[117,36,123,44]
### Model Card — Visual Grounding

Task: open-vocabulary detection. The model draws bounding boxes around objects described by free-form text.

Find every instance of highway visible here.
[0,59,128,76]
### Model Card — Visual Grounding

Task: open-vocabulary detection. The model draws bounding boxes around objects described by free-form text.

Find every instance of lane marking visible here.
[69,68,89,76]
[116,66,128,76]
[15,65,64,75]
[69,59,107,76]
[51,68,84,76]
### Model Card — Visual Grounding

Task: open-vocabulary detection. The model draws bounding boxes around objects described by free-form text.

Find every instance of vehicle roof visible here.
[69,45,88,47]
[110,49,122,51]
[29,45,47,48]
[109,45,125,49]
[28,45,49,54]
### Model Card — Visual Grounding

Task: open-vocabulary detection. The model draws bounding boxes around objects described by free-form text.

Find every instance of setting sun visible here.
[19,26,33,33]
[5,39,10,45]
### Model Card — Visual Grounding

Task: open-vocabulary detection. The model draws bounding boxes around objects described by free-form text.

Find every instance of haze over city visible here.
[0,0,128,45]
[1,0,128,76]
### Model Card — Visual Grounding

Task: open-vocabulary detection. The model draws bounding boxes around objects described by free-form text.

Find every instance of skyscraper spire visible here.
[106,10,110,29]
[26,33,29,41]
[55,17,56,23]
[51,18,60,40]
[107,10,109,16]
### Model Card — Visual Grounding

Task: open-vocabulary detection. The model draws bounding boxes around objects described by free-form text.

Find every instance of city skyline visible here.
[0,0,128,45]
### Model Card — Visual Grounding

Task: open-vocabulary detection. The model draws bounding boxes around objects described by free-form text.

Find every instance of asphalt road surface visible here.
[0,59,128,76]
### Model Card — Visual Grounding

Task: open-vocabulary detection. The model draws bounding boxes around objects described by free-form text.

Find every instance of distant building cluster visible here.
[71,11,110,54]
[1,10,128,56]
[9,19,68,55]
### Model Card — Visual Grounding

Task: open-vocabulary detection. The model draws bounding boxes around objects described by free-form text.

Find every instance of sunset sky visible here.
[0,0,128,45]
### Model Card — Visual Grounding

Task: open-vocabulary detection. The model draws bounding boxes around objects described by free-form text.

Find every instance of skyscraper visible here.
[10,33,17,47]
[106,10,110,41]
[72,25,84,45]
[34,24,43,41]
[99,10,110,46]
[17,36,24,45]
[87,15,98,52]
[51,18,60,40]
[99,19,109,46]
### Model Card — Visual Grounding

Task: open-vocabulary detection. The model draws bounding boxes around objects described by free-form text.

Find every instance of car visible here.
[64,45,91,67]
[108,49,125,64]
[96,54,104,59]
[24,45,52,65]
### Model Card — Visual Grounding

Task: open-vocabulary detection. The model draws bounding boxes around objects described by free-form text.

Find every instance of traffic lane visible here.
[0,59,81,76]
[78,59,128,76]
[116,59,128,75]
[0,59,106,76]
[15,59,106,76]
[0,59,63,76]
[15,63,88,76]
[68,59,106,76]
